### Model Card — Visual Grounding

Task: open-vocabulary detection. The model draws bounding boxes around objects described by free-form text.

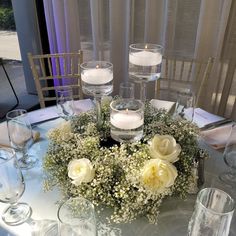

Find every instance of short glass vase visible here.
[110,99,144,143]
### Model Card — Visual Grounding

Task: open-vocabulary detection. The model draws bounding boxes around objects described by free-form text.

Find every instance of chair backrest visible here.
[28,51,83,108]
[155,56,214,105]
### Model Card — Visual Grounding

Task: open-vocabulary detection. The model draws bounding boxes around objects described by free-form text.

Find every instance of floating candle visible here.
[81,68,113,85]
[111,111,143,130]
[129,51,162,66]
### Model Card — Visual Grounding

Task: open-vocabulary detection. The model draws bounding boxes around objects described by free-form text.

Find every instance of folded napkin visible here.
[150,99,176,114]
[27,99,94,125]
[201,124,232,149]
[0,122,40,148]
[27,106,59,125]
[193,108,226,129]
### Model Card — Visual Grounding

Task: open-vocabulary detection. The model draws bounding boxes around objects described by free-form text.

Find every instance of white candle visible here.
[129,51,162,66]
[81,68,113,85]
[111,112,143,130]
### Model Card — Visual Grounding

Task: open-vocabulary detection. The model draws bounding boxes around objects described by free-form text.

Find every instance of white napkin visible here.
[0,122,10,147]
[193,108,225,128]
[27,99,94,125]
[201,124,232,149]
[27,106,59,125]
[150,99,176,114]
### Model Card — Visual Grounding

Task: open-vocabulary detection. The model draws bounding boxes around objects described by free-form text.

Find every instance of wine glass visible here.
[173,90,195,122]
[129,43,163,101]
[55,86,75,119]
[219,124,236,185]
[80,61,113,127]
[0,148,32,225]
[6,109,38,169]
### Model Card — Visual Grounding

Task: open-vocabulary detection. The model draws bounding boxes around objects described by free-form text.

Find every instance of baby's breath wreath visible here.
[43,98,207,224]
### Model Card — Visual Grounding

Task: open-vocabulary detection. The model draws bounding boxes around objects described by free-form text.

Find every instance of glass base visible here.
[18,155,38,170]
[30,219,58,235]
[111,131,143,143]
[110,124,143,143]
[219,172,236,186]
[2,203,32,226]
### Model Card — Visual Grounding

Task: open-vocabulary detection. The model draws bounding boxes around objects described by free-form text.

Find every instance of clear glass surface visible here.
[0,148,31,225]
[173,90,195,122]
[55,86,75,119]
[57,197,96,236]
[80,61,113,127]
[110,99,144,143]
[129,43,163,101]
[219,124,236,185]
[119,81,135,99]
[188,188,235,236]
[6,109,38,169]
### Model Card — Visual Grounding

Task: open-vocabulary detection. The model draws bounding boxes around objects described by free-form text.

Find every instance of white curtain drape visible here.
[43,0,81,53]
[43,0,236,119]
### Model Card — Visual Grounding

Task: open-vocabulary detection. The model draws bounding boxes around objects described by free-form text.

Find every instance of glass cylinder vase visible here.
[129,43,163,101]
[80,61,113,127]
[110,99,144,143]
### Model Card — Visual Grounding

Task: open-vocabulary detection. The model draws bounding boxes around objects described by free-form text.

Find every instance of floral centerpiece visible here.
[43,98,207,224]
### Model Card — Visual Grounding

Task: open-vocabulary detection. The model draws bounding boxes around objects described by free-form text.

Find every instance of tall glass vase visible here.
[80,61,113,128]
[129,43,163,101]
[94,95,102,127]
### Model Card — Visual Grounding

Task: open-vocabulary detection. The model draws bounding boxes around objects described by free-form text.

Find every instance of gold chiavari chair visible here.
[28,51,83,108]
[155,57,214,106]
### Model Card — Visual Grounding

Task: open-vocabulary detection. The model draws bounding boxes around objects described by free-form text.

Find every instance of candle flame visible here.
[96,65,99,69]
[145,44,148,49]
[125,109,129,113]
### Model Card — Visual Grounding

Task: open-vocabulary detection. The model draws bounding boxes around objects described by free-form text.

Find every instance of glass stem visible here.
[10,202,18,210]
[94,95,102,128]
[20,146,28,164]
[140,82,147,101]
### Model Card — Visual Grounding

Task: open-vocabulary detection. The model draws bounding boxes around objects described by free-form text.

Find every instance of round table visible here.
[0,117,235,236]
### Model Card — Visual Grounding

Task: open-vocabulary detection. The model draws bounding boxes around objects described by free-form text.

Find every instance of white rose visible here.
[140,159,177,193]
[68,158,95,186]
[149,134,181,163]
